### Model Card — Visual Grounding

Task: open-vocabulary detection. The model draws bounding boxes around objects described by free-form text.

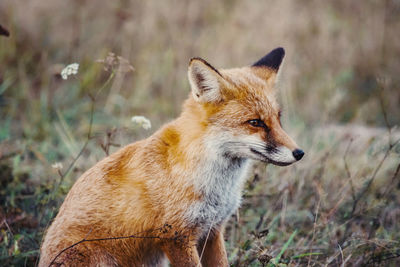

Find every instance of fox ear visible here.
[252,47,285,72]
[188,58,224,103]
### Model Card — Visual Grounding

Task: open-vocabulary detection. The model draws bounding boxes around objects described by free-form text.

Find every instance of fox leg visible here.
[161,240,200,267]
[198,229,228,267]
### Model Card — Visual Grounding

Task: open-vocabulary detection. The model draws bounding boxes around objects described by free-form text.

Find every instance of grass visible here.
[1,0,400,266]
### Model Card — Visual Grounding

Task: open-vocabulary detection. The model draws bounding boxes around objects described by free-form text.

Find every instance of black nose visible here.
[292,149,304,161]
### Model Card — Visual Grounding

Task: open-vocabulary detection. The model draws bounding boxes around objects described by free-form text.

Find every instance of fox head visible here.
[186,47,304,166]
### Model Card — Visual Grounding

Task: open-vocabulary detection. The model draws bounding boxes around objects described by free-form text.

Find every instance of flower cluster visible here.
[131,116,151,130]
[51,162,63,171]
[61,63,79,80]
[97,52,134,73]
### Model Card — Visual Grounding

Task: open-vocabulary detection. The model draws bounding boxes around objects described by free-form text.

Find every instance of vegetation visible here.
[1,0,399,266]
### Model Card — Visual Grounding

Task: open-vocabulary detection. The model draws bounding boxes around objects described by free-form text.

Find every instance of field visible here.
[1,0,400,266]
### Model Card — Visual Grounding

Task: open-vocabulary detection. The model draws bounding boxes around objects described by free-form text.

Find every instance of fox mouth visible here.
[250,148,293,166]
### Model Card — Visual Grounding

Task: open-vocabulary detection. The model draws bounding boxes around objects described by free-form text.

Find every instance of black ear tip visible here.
[274,47,285,56]
[0,24,10,37]
[252,47,286,70]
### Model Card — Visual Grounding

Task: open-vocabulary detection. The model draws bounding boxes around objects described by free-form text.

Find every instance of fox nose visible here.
[292,149,304,161]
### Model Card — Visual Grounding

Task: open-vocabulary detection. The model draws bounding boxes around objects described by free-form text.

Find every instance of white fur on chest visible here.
[184,146,251,229]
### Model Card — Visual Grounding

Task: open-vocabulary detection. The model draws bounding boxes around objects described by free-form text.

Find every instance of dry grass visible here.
[0,0,400,266]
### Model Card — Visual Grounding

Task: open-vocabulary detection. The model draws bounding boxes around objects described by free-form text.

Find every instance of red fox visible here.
[39,47,304,267]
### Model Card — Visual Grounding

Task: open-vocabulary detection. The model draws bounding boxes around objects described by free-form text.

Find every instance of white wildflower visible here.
[51,162,63,171]
[131,116,151,130]
[61,63,79,80]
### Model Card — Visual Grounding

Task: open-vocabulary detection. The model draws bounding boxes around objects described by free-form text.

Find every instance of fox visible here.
[39,47,304,267]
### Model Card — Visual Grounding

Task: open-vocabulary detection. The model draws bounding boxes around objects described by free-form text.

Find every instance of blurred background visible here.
[0,0,399,266]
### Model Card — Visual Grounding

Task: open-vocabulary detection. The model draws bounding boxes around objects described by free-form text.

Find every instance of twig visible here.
[343,138,356,202]
[99,128,120,156]
[1,219,13,240]
[51,95,96,195]
[350,139,394,215]
[366,247,400,265]
[307,199,320,267]
[198,215,216,266]
[377,77,391,138]
[381,161,400,198]
[48,225,178,267]
[338,244,344,267]
[52,70,115,193]
[340,80,400,247]
[349,82,400,216]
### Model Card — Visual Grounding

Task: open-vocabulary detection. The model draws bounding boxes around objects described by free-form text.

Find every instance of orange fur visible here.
[40,49,303,266]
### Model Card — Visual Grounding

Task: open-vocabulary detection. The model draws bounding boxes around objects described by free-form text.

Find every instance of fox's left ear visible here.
[188,58,226,103]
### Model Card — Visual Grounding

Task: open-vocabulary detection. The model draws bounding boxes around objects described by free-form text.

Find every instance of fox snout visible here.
[262,123,305,166]
[263,146,304,166]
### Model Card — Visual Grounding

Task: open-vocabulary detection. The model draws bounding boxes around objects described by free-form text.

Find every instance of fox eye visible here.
[247,119,267,129]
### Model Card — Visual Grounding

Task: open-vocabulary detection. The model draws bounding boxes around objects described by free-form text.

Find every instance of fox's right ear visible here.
[188,58,225,103]
[251,47,285,85]
[252,47,285,72]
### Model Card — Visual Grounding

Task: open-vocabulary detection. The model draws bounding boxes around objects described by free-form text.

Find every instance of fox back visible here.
[40,47,304,267]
